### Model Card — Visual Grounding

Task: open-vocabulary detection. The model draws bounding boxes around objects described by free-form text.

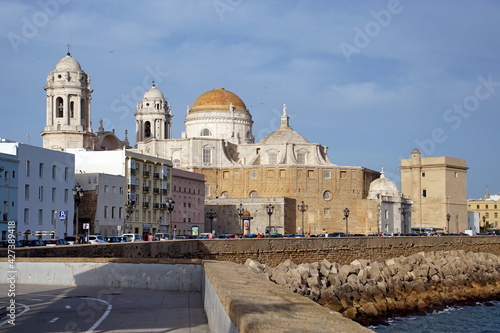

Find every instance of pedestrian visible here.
[148,233,154,241]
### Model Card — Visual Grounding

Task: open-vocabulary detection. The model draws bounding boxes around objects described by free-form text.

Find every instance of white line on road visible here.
[0,303,30,327]
[49,317,59,323]
[83,297,112,333]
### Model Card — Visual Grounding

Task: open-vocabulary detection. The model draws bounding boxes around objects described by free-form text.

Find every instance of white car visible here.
[86,235,107,244]
[122,233,142,242]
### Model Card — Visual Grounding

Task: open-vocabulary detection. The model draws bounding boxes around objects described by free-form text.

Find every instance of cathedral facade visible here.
[134,86,384,235]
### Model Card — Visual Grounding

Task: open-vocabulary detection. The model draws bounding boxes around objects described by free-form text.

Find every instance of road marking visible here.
[65,305,71,309]
[0,303,30,327]
[49,317,59,323]
[83,297,112,333]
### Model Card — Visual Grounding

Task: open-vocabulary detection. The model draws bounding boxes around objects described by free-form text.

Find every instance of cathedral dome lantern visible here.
[185,88,254,143]
[55,53,82,71]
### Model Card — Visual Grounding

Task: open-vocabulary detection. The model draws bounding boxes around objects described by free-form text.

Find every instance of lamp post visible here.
[265,203,274,236]
[344,207,350,236]
[166,198,175,239]
[237,203,244,234]
[446,213,451,234]
[297,201,308,236]
[72,183,84,237]
[206,209,217,234]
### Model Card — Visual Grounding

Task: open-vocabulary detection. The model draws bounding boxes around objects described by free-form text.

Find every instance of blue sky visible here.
[1,0,499,199]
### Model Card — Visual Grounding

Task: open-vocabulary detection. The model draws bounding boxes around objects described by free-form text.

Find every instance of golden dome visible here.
[191,88,247,111]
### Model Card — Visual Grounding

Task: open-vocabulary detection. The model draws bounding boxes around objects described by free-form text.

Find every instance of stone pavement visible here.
[0,284,209,332]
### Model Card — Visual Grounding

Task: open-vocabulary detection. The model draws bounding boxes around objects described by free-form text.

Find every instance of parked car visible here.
[86,234,107,244]
[198,233,212,239]
[44,239,69,246]
[105,236,126,243]
[65,236,77,245]
[0,240,24,248]
[154,233,170,241]
[327,232,347,237]
[122,233,142,242]
[19,239,46,247]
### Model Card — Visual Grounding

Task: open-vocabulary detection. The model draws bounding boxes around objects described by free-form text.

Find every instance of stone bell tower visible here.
[41,52,94,150]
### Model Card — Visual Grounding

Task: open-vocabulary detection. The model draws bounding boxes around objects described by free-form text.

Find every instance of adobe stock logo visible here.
[339,0,404,63]
[7,0,70,54]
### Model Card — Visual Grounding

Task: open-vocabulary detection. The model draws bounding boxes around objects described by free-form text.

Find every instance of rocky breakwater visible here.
[245,250,500,325]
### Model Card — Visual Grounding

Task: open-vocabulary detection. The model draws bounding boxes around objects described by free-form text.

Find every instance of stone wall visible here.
[4,236,500,268]
[244,250,500,325]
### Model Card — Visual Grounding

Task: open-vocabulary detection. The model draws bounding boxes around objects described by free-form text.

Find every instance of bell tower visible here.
[41,52,94,150]
[135,82,172,144]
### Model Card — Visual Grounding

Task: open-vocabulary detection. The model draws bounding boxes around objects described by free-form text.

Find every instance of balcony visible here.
[128,184,136,191]
[129,168,136,175]
[153,187,160,194]
[142,202,149,209]
[153,203,160,210]
[160,203,167,210]
[153,172,160,179]
[143,186,150,193]
[143,171,150,178]
[160,189,168,195]
[162,174,168,180]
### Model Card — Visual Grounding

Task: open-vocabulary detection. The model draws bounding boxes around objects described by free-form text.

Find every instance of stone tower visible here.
[41,52,94,150]
[135,82,172,144]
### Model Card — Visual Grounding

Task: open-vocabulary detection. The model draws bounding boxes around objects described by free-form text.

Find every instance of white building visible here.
[75,173,125,237]
[0,140,75,240]
[0,152,18,239]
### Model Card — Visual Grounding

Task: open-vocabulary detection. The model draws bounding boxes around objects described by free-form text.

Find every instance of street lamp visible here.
[166,198,175,239]
[446,213,451,234]
[206,209,217,234]
[237,203,244,234]
[72,183,84,237]
[265,203,274,236]
[344,207,350,236]
[297,201,308,236]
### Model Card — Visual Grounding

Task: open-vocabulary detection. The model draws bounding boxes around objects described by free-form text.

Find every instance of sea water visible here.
[370,301,500,333]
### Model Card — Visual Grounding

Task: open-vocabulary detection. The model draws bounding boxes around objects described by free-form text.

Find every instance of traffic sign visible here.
[59,210,67,219]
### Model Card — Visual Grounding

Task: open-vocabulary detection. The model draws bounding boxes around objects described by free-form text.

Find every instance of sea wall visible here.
[244,250,500,325]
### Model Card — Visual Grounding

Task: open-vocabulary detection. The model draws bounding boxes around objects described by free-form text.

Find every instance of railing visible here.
[153,173,160,179]
[142,202,149,209]
[153,203,160,209]
[143,171,150,178]
[153,188,160,194]
[128,184,136,191]
[143,186,150,193]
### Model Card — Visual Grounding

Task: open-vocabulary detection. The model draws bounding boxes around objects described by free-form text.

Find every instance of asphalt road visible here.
[0,284,209,332]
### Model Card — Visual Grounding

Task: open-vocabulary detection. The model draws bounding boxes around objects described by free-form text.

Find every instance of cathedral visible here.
[41,52,413,236]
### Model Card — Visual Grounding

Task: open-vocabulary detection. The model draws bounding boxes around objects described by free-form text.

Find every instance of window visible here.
[64,167,68,181]
[268,152,277,164]
[24,208,29,225]
[250,191,259,198]
[477,205,480,209]
[486,212,489,218]
[422,172,426,177]
[200,128,212,136]
[280,169,286,177]
[119,207,123,219]
[308,170,314,178]
[495,212,498,219]
[4,171,9,186]
[38,209,43,225]
[323,191,331,201]
[104,206,108,218]
[39,163,44,178]
[56,97,64,118]
[486,205,489,209]
[111,207,115,219]
[64,189,69,203]
[422,189,427,197]
[324,209,330,215]
[112,186,116,193]
[340,171,347,179]
[385,210,389,219]
[52,188,56,202]
[223,171,230,179]
[39,186,44,201]
[202,147,212,165]
[250,171,257,179]
[297,151,306,165]
[52,165,57,180]
[25,185,29,200]
[104,185,109,193]
[324,170,331,179]
[25,160,30,176]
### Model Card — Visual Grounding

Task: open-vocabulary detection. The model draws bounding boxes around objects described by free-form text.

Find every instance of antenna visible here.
[67,42,71,56]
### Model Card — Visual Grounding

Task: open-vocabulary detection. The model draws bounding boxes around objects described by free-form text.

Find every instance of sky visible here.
[1,0,499,199]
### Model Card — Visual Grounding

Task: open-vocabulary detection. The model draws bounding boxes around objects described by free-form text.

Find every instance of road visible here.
[0,284,209,332]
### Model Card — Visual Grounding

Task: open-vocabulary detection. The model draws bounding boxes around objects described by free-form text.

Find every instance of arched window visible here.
[323,191,332,201]
[145,121,151,138]
[70,101,75,118]
[200,128,212,136]
[249,191,259,198]
[56,97,64,118]
[221,191,230,198]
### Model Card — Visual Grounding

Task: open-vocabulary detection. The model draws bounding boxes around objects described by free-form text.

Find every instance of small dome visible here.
[259,128,310,145]
[55,54,82,71]
[191,88,247,111]
[368,170,400,199]
[143,84,165,100]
